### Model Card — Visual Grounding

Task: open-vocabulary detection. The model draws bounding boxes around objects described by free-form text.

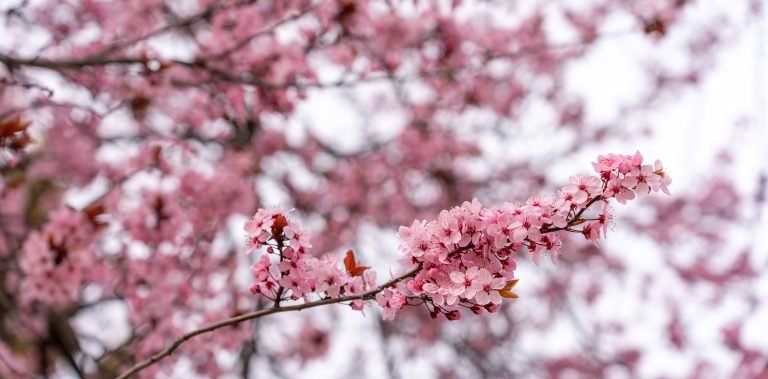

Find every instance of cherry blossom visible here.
[0,0,756,377]
[241,152,670,322]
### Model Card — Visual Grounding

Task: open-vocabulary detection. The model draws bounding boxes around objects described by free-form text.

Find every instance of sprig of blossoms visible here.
[244,209,376,309]
[244,152,670,320]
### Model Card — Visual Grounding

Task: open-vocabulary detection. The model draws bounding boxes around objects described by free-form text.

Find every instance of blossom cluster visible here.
[244,152,671,320]
[18,207,103,307]
[245,208,376,310]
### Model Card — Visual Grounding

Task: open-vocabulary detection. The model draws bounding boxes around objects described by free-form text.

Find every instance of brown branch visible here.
[0,53,149,70]
[1,29,636,90]
[99,1,258,55]
[540,195,604,234]
[210,2,321,61]
[115,189,610,379]
[0,0,258,71]
[114,263,423,379]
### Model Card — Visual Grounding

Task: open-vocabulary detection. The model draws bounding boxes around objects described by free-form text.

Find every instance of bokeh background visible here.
[1,0,766,378]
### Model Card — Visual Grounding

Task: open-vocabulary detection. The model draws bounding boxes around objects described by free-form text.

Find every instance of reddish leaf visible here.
[643,17,667,37]
[499,279,520,299]
[271,214,288,236]
[83,203,108,228]
[0,117,30,138]
[344,250,369,277]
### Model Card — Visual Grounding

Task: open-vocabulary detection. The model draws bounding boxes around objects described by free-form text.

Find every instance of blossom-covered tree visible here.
[1,0,765,378]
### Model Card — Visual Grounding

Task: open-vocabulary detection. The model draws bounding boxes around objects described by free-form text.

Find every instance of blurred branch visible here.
[1,29,635,91]
[0,77,53,97]
[46,315,85,379]
[101,0,258,55]
[210,1,321,60]
[375,317,402,379]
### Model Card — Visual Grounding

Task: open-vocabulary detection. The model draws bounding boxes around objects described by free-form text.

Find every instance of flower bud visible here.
[485,303,500,313]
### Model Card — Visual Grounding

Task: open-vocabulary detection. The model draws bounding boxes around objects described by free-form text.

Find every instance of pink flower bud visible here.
[446,310,461,321]
[484,304,500,313]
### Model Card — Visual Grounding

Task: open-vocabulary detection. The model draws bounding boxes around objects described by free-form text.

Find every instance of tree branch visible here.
[114,263,422,379]
[116,190,609,379]
[540,195,604,234]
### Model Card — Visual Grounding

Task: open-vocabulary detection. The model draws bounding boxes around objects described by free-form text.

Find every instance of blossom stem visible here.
[540,195,604,233]
[115,264,423,379]
[117,191,609,379]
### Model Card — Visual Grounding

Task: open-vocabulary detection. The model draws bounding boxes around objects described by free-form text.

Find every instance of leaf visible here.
[48,235,69,266]
[642,17,666,38]
[83,203,108,228]
[271,214,288,236]
[499,279,519,299]
[0,117,32,150]
[344,250,369,277]
[0,117,30,138]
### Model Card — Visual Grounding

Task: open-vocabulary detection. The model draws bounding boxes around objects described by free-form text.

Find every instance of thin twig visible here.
[540,195,604,233]
[210,3,321,60]
[114,264,422,379]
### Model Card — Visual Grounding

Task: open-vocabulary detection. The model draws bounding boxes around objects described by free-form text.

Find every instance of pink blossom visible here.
[652,159,672,195]
[625,164,656,196]
[467,268,506,305]
[376,289,407,320]
[604,178,636,204]
[563,175,602,205]
[284,222,312,253]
